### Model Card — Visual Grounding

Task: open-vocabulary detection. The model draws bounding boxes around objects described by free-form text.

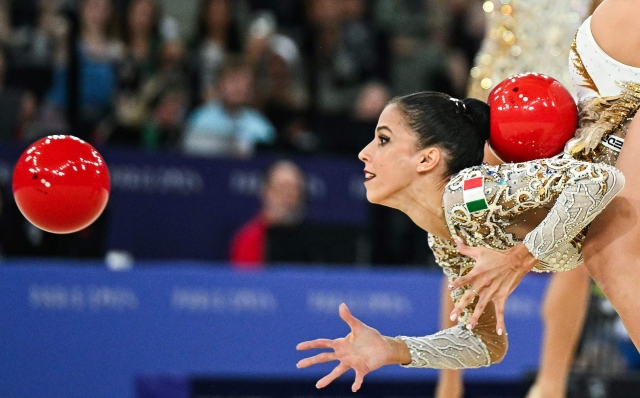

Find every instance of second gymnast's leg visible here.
[526,265,590,398]
[434,278,464,398]
[583,114,640,349]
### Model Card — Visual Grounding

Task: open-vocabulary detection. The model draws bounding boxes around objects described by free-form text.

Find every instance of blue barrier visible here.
[0,261,548,398]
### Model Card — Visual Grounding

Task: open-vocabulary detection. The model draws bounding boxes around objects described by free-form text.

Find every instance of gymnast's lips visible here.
[364,170,376,182]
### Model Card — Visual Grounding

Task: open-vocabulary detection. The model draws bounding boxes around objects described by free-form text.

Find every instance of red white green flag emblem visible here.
[463,177,488,213]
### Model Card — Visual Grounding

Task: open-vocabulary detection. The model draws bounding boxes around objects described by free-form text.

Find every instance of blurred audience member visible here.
[0,48,37,142]
[317,81,390,155]
[372,0,455,97]
[106,0,162,145]
[7,0,59,68]
[303,0,388,115]
[191,0,243,104]
[101,0,189,148]
[0,0,11,48]
[139,87,188,149]
[373,0,431,37]
[245,10,316,153]
[229,160,305,268]
[43,0,123,139]
[183,57,275,158]
[247,0,306,44]
[122,0,161,74]
[349,81,389,147]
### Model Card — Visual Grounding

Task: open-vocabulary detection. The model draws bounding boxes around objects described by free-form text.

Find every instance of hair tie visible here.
[451,98,467,115]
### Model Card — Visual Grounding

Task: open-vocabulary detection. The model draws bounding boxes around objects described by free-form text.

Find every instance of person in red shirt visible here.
[229,160,306,268]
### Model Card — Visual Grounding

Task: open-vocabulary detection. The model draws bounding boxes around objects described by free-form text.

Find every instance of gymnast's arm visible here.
[522,157,625,271]
[396,236,508,369]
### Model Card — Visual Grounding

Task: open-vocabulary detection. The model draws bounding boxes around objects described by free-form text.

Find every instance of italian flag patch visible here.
[463,177,488,213]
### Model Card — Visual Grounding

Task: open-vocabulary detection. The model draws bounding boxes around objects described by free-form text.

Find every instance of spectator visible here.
[139,86,188,149]
[191,0,243,104]
[318,81,390,155]
[245,10,316,153]
[246,0,306,44]
[101,0,189,148]
[138,40,190,149]
[229,160,306,268]
[43,0,123,139]
[303,0,388,115]
[0,48,36,142]
[0,0,11,48]
[105,0,162,145]
[182,57,275,158]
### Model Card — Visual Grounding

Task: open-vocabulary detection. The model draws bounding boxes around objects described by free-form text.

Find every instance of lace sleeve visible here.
[397,325,491,369]
[522,157,624,269]
[395,236,507,370]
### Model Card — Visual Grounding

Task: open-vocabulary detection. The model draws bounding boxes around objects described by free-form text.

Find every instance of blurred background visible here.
[0,0,638,397]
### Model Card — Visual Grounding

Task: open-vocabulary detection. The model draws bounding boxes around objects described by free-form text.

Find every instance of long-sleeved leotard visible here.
[398,156,624,369]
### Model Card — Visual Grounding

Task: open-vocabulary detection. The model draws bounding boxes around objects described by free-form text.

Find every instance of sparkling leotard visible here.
[468,0,590,101]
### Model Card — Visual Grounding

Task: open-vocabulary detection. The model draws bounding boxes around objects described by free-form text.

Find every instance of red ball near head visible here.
[12,135,110,234]
[488,73,578,163]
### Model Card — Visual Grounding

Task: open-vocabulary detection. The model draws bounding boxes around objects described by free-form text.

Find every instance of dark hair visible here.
[389,92,490,176]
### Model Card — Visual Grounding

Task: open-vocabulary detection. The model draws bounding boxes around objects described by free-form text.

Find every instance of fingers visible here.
[493,295,507,336]
[297,352,338,369]
[454,236,476,259]
[297,339,334,351]
[316,363,349,389]
[339,303,362,330]
[449,289,476,322]
[352,370,365,392]
[448,272,475,291]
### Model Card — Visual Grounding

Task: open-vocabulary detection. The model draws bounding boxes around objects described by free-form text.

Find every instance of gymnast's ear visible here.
[416,147,442,174]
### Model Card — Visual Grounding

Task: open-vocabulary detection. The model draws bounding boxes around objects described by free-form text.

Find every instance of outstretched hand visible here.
[296,303,408,392]
[448,238,537,335]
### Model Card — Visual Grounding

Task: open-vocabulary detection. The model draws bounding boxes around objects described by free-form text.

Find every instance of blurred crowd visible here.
[0,0,486,157]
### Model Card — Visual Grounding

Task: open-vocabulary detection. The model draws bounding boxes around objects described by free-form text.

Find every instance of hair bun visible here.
[462,98,490,142]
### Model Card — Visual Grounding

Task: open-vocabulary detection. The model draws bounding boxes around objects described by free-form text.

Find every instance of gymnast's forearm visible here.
[396,305,507,370]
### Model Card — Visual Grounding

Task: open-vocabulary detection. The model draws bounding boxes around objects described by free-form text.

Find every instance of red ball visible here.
[12,135,110,234]
[488,73,578,163]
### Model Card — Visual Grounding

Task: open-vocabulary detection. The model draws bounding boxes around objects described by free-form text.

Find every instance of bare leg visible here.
[434,278,464,398]
[583,115,640,349]
[526,266,590,398]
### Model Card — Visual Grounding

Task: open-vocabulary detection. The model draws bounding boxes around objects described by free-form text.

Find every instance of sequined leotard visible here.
[397,157,623,369]
[468,0,590,101]
[396,14,639,371]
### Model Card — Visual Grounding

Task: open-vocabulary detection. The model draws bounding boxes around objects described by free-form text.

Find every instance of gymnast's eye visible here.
[378,135,390,146]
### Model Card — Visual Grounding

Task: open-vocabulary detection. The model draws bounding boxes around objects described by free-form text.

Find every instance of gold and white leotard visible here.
[398,157,624,369]
[468,0,590,101]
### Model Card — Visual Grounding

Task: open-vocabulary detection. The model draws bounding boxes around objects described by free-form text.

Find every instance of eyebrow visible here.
[376,126,393,135]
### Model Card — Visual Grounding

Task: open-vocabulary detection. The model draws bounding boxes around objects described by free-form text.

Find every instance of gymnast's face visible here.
[358,104,431,206]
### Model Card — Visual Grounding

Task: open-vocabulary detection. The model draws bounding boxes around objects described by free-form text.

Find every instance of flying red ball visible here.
[12,135,110,234]
[488,73,578,163]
